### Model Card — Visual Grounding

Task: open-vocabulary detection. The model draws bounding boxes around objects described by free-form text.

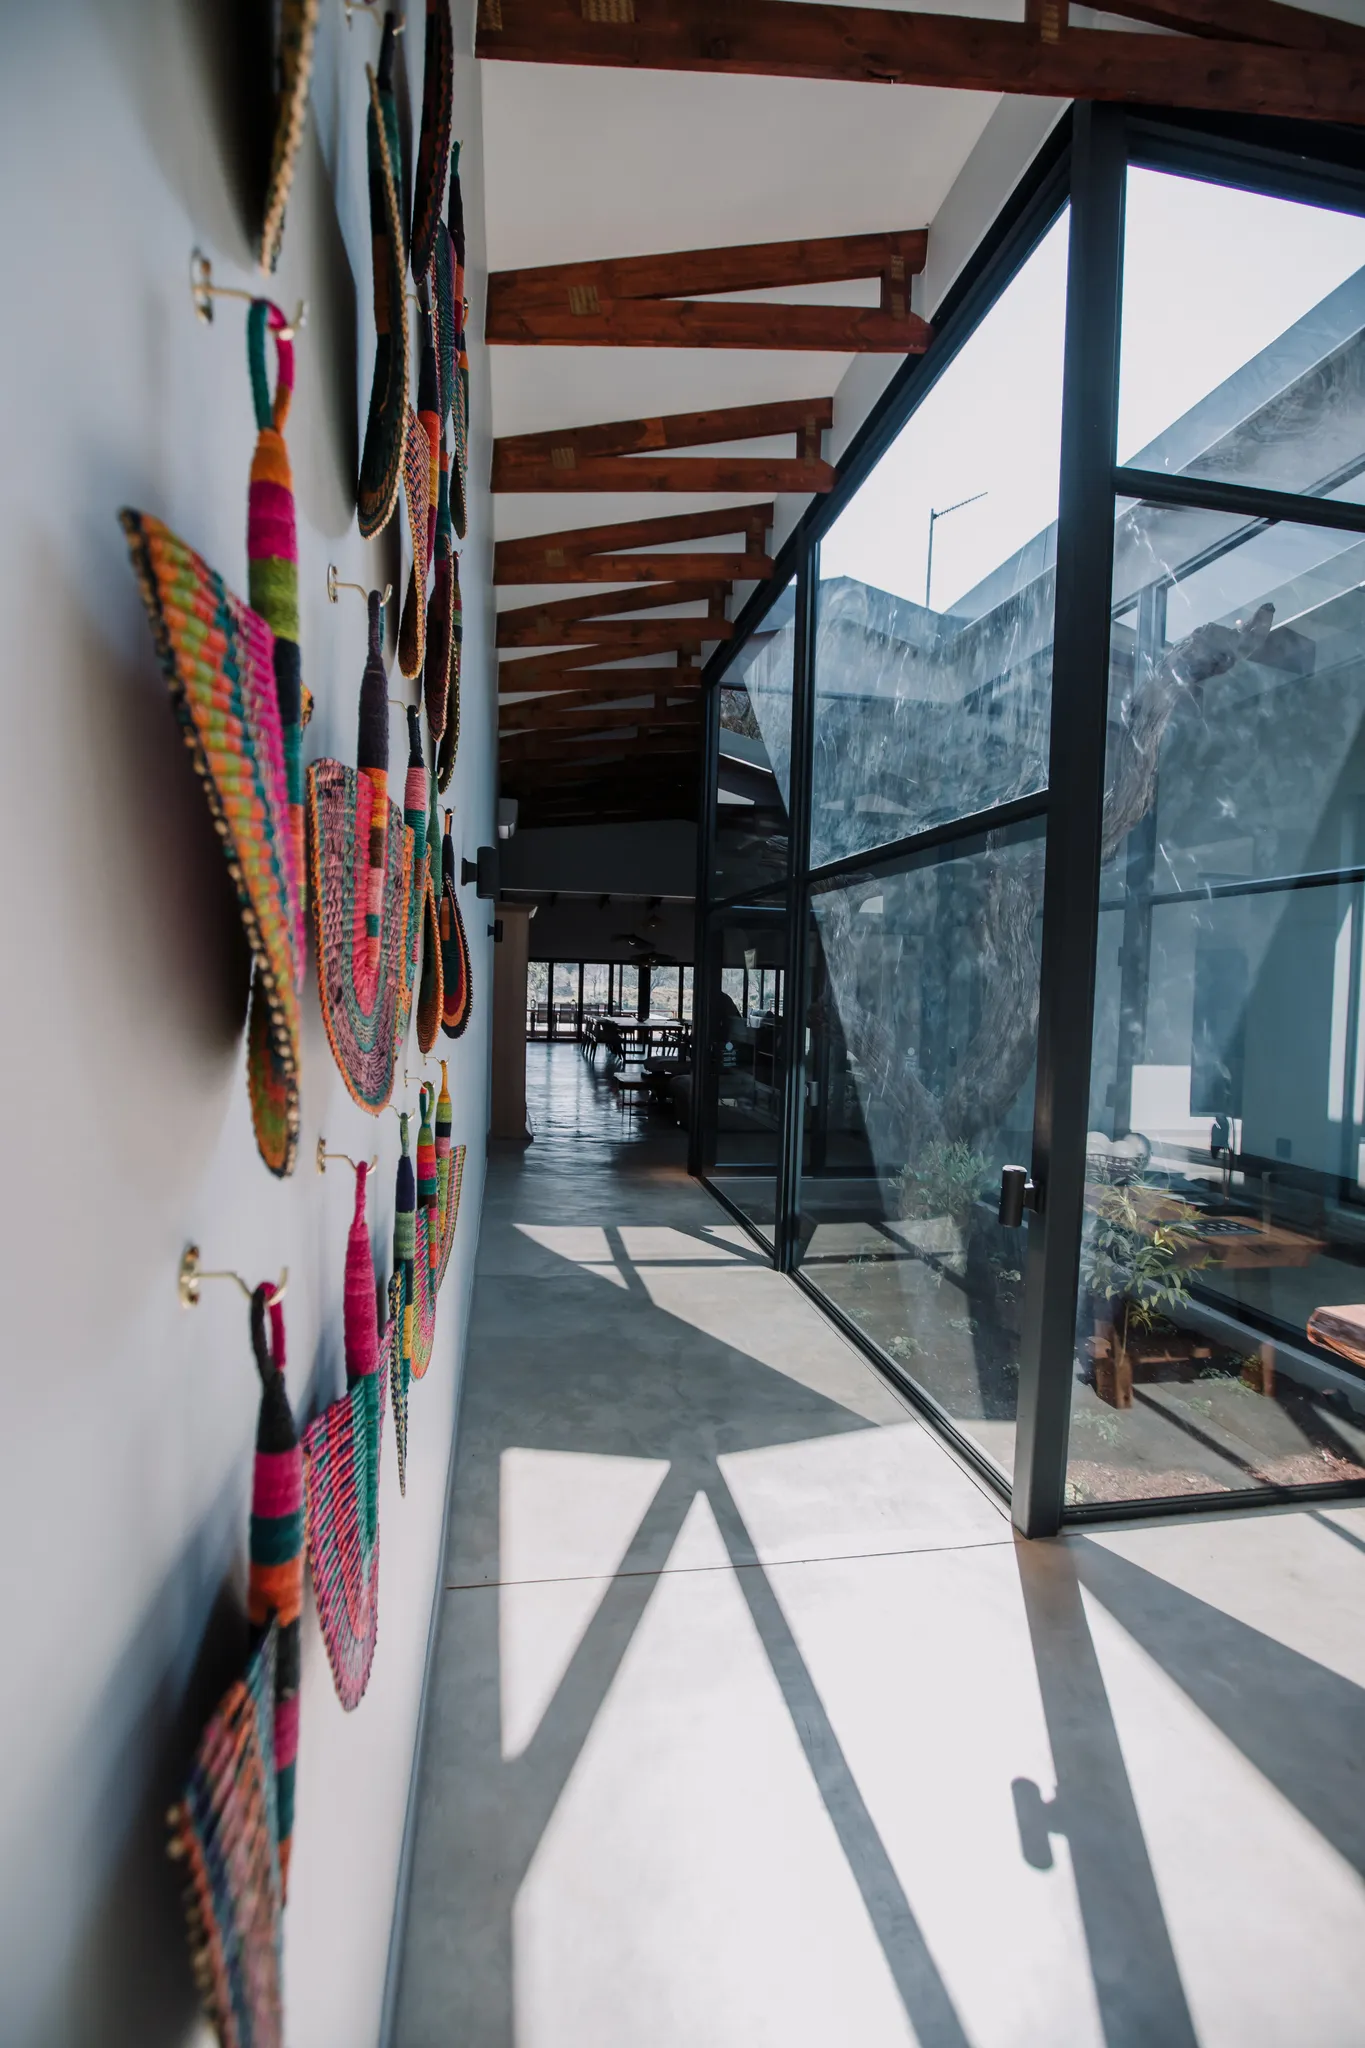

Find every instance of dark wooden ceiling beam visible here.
[500,699,701,735]
[495,397,832,470]
[498,580,728,640]
[474,0,1365,126]
[487,300,929,351]
[489,233,925,309]
[1098,0,1365,52]
[499,505,777,585]
[501,616,732,658]
[495,549,774,586]
[493,453,836,489]
[499,665,706,698]
[487,229,929,349]
[502,730,702,763]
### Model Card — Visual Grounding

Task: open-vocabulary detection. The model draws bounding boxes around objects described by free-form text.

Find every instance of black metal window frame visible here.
[692,99,1365,1537]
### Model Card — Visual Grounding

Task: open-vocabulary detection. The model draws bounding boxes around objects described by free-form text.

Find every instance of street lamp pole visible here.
[926,490,988,610]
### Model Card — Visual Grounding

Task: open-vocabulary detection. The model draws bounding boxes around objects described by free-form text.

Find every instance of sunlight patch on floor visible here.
[618,1226,745,1262]
[511,1495,920,2048]
[635,1263,909,1424]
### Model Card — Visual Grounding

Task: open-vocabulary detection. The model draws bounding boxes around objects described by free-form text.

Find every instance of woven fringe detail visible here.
[357,46,410,538]
[168,1625,283,2048]
[410,0,454,280]
[259,0,321,274]
[301,1313,393,1711]
[307,762,412,1110]
[120,510,302,1176]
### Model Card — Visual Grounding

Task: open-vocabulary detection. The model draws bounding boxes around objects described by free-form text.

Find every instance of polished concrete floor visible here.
[392,1045,1365,2047]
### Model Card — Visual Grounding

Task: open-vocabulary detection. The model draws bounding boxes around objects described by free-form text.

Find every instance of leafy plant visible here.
[1080,1184,1206,1356]
[895,1139,989,1225]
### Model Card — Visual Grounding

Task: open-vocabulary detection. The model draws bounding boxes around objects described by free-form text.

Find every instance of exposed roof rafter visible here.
[475,0,1365,127]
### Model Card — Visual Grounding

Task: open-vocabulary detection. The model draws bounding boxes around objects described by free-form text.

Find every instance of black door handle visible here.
[999,1165,1041,1228]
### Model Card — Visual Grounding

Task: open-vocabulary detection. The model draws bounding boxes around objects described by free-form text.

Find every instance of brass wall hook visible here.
[179,1244,288,1311]
[327,565,392,607]
[317,1139,379,1176]
[191,250,307,339]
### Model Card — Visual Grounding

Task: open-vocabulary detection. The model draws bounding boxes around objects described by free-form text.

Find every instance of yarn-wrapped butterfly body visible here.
[301,1163,391,1710]
[247,1284,304,1898]
[119,511,303,1176]
[244,300,308,1174]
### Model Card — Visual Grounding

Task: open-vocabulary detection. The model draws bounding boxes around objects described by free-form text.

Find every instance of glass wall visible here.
[698,901,789,1245]
[799,827,1043,1475]
[1066,163,1365,1504]
[713,578,798,902]
[695,116,1365,1532]
[812,212,1067,869]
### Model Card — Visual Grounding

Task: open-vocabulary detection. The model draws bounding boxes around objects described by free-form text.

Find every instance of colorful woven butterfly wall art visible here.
[247,1281,304,1898]
[357,14,409,541]
[169,1623,283,2048]
[244,299,309,1174]
[121,511,305,1176]
[301,1161,392,1710]
[259,0,321,275]
[390,1069,466,1487]
[307,590,412,1111]
[439,811,473,1039]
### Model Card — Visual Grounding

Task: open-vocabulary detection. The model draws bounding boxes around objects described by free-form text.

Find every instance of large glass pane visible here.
[581,961,612,1019]
[811,211,1068,867]
[1119,167,1365,504]
[713,579,797,901]
[551,961,579,1038]
[1069,500,1365,1506]
[700,903,789,1244]
[527,959,550,1038]
[797,824,1044,1476]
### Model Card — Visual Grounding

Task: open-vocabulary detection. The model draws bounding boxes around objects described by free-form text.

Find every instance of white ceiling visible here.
[479,50,1011,598]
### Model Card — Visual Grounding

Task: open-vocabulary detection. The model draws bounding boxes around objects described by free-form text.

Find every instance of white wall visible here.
[0,5,494,2044]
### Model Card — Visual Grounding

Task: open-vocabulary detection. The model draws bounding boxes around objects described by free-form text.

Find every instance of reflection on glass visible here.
[701,907,788,1243]
[1119,167,1365,503]
[811,213,1068,867]
[797,827,1043,1475]
[713,580,797,901]
[1070,501,1365,1505]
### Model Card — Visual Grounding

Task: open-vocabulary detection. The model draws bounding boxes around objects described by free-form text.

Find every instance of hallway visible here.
[393,1047,1365,2048]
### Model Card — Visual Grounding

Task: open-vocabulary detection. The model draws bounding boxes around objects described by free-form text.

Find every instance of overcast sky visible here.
[819,169,1365,617]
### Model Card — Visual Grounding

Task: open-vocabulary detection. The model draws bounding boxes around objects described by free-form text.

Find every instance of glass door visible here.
[790,205,1069,1481]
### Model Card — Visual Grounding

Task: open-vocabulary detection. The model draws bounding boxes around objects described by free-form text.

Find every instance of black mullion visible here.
[1014,103,1129,1541]
[805,792,1050,897]
[1115,466,1365,537]
[776,537,817,1274]
[689,674,722,1179]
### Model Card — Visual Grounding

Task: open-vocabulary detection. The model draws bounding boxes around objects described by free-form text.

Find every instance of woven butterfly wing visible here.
[396,708,431,1050]
[391,1117,416,1494]
[307,593,412,1111]
[357,21,409,539]
[259,0,321,274]
[168,1624,283,2048]
[410,0,454,280]
[397,404,431,679]
[301,1169,391,1710]
[439,812,472,1038]
[436,1143,466,1294]
[120,511,303,1175]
